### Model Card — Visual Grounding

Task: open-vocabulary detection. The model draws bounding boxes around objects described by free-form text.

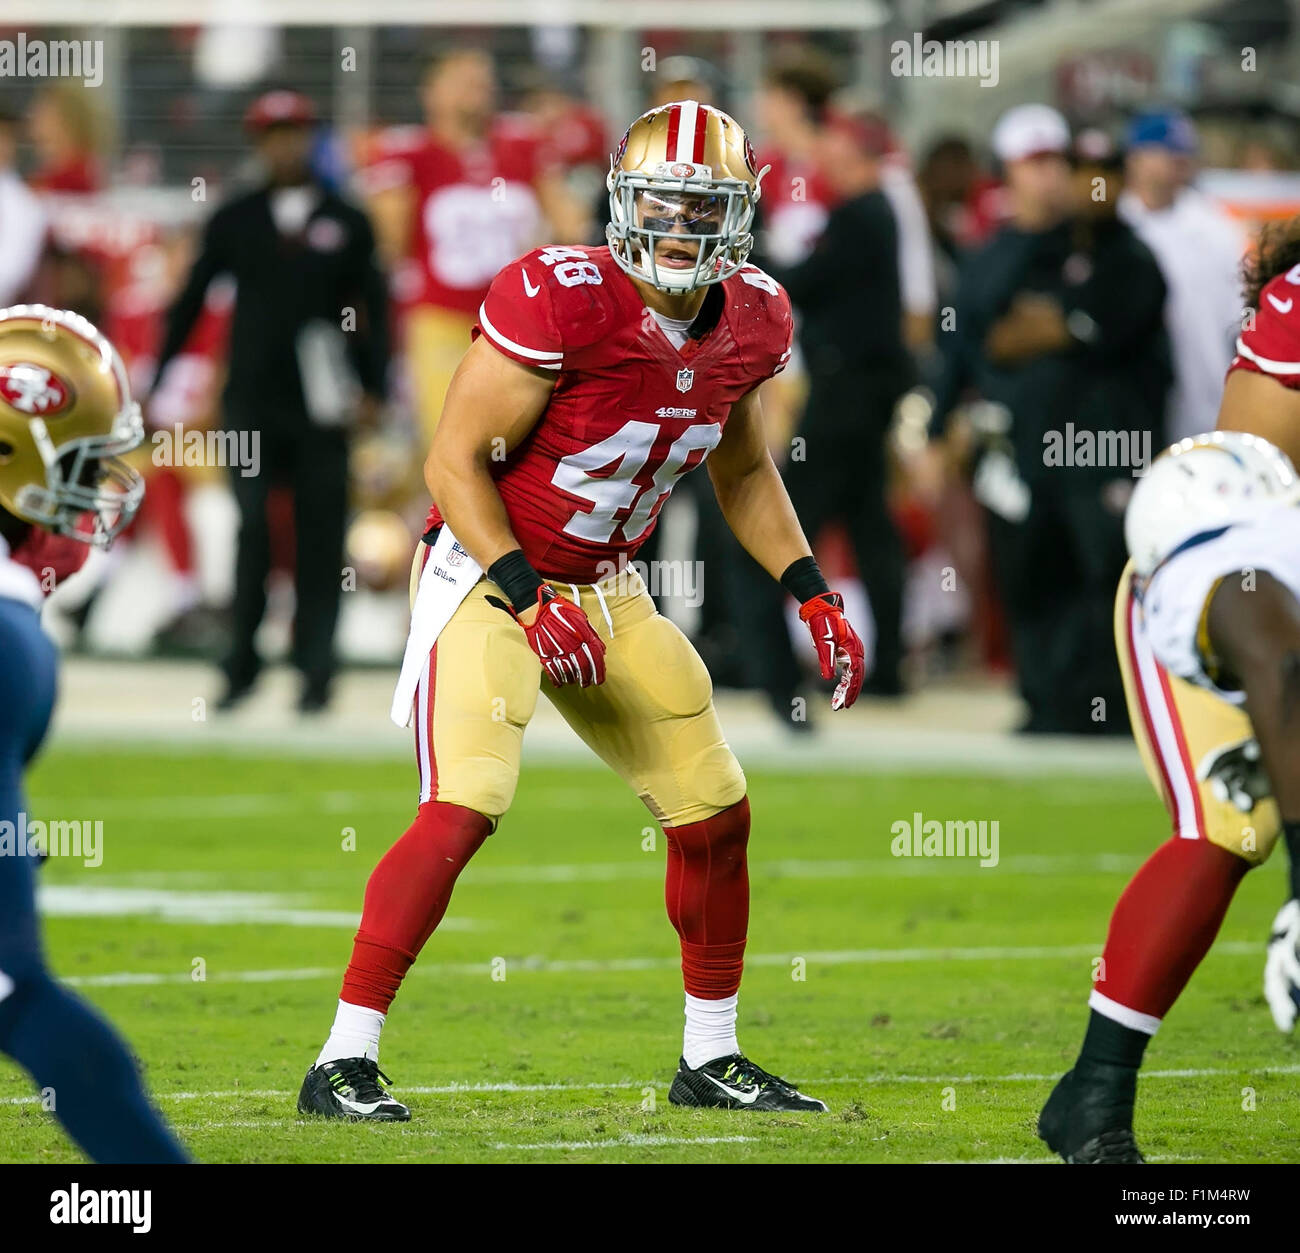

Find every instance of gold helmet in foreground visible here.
[0,305,144,547]
[607,100,769,292]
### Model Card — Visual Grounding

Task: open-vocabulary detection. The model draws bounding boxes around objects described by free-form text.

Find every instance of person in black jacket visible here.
[929,109,1169,734]
[153,91,390,713]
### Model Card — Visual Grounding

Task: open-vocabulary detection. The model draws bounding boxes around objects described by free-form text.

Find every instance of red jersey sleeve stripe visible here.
[478,302,563,369]
[1235,337,1300,376]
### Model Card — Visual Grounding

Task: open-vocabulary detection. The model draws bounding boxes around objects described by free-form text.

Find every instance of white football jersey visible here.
[1141,505,1300,703]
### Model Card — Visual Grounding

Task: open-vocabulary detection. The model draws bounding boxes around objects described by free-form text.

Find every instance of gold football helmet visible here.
[607,100,769,291]
[0,305,144,547]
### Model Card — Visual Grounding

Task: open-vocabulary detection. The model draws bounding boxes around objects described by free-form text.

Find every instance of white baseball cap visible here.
[992,104,1070,163]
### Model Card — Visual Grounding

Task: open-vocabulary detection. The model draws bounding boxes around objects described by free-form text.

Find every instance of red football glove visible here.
[487,585,607,688]
[798,592,865,710]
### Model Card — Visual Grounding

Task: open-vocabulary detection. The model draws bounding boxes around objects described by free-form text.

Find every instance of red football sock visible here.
[1093,837,1249,1024]
[664,797,750,999]
[339,801,491,1012]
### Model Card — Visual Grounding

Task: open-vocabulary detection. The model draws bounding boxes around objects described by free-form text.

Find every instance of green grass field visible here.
[2,747,1296,1163]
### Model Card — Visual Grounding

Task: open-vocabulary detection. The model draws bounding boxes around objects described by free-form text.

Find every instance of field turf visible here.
[2,747,1295,1163]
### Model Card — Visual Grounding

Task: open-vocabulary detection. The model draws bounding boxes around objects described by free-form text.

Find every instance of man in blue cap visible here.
[1119,107,1244,443]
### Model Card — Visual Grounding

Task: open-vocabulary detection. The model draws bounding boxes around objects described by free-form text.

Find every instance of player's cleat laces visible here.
[668,1053,828,1112]
[297,1057,410,1122]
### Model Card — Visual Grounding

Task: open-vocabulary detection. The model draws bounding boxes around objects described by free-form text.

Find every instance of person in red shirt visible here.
[299,101,866,1123]
[363,48,584,444]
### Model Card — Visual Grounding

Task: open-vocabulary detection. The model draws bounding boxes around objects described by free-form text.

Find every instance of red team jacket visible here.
[1232,265,1300,388]
[425,245,793,582]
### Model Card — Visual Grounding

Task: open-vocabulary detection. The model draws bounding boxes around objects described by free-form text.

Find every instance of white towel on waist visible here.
[390,525,482,727]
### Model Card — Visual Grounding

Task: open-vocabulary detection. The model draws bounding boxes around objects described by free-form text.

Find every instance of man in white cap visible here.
[989,102,1073,228]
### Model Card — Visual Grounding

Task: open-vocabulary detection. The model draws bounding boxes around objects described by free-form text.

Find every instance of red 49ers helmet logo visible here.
[0,362,74,416]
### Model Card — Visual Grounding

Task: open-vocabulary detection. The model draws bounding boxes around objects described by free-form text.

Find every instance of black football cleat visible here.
[669,1053,828,1112]
[297,1058,410,1122]
[1038,1064,1144,1163]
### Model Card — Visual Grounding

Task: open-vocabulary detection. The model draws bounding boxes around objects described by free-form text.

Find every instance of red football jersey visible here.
[1231,265,1300,388]
[427,245,793,581]
[364,121,547,315]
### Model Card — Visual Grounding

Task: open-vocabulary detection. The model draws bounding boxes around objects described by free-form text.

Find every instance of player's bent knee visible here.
[435,759,520,826]
[656,739,747,828]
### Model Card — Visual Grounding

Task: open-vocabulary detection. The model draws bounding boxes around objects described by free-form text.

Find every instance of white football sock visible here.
[316,1000,385,1067]
[682,992,740,1069]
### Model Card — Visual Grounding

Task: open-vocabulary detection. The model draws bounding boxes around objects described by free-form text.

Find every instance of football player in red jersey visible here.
[363,48,584,445]
[299,101,866,1121]
[1039,218,1300,1162]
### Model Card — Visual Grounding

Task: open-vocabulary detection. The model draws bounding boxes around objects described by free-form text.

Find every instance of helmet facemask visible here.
[12,405,145,547]
[0,304,146,549]
[606,165,762,292]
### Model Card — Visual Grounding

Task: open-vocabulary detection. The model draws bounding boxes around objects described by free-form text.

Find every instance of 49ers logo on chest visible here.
[675,367,694,393]
[0,362,74,416]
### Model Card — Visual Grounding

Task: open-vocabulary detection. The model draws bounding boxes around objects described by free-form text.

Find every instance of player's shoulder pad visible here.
[478,246,621,369]
[1237,266,1300,378]
[725,264,794,379]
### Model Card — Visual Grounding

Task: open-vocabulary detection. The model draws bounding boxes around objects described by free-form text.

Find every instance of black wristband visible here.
[1285,821,1300,900]
[488,549,545,615]
[781,556,830,604]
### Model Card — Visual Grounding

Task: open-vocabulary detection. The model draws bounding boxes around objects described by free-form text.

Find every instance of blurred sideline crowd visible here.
[0,43,1292,727]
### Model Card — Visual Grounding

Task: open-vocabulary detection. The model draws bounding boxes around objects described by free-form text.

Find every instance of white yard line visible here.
[490,1134,758,1151]
[31,852,1157,889]
[53,939,1264,989]
[8,1065,1299,1107]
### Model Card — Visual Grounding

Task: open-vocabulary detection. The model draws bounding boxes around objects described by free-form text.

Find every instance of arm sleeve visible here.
[153,209,228,391]
[473,254,564,371]
[347,211,391,399]
[928,266,979,436]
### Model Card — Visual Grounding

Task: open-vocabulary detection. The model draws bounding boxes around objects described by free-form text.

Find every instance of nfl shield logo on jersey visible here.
[675,367,694,393]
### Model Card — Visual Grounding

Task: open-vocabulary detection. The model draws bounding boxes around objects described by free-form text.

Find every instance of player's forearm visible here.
[710,454,812,582]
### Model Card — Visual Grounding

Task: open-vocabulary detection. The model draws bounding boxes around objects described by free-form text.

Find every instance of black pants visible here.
[783,364,908,684]
[224,419,349,691]
[985,473,1130,734]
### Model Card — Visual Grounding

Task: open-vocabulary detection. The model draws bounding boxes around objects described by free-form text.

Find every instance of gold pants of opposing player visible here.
[409,560,747,829]
[1115,560,1280,865]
